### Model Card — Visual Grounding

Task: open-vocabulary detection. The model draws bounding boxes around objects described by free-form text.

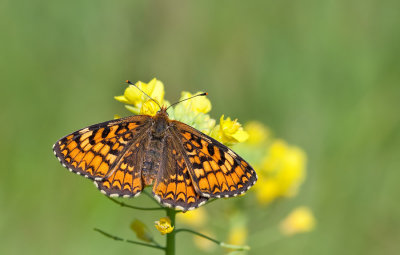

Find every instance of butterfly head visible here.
[157,105,169,116]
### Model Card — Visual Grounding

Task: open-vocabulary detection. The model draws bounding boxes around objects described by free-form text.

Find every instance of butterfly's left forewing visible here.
[53,115,151,182]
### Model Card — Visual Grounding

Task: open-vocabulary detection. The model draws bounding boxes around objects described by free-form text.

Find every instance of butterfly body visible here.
[53,107,257,211]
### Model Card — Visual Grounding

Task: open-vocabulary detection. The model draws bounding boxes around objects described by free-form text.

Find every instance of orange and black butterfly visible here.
[53,82,257,211]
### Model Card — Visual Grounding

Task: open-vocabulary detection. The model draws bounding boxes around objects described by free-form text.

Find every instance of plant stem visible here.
[94,228,165,251]
[106,196,164,211]
[175,228,250,251]
[175,228,219,245]
[165,208,177,255]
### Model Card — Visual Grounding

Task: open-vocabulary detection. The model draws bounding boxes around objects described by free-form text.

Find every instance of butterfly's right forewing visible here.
[174,122,257,198]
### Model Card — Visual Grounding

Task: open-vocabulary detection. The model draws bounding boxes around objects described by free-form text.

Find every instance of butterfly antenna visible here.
[166,92,208,110]
[125,80,162,109]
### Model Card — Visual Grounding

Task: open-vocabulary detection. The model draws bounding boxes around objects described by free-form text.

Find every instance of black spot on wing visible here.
[207,143,215,156]
[101,127,110,138]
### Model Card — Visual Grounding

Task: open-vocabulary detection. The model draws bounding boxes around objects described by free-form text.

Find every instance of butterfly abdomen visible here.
[142,138,164,185]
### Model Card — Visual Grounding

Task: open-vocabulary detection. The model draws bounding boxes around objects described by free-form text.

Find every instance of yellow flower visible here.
[254,178,280,205]
[280,206,316,235]
[211,115,249,146]
[130,219,153,242]
[140,99,160,116]
[227,225,248,246]
[154,217,174,235]
[255,140,306,205]
[225,211,248,249]
[176,207,207,228]
[115,78,165,115]
[244,121,270,145]
[170,91,215,134]
[180,91,211,114]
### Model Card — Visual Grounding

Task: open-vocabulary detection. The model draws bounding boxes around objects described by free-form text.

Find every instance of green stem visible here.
[94,228,165,251]
[165,208,177,255]
[106,196,164,211]
[143,189,161,205]
[175,228,219,244]
[175,228,250,251]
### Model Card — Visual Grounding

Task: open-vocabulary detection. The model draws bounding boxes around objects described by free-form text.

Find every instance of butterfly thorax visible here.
[142,108,171,185]
[151,108,170,138]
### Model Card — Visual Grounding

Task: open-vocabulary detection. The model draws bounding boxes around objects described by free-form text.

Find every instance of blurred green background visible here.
[1,0,399,254]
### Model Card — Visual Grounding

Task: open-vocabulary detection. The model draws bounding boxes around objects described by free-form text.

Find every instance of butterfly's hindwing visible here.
[94,135,150,197]
[174,122,257,198]
[152,132,208,211]
[53,115,151,181]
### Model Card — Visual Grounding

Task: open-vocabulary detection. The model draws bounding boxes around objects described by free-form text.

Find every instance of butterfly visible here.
[53,85,257,211]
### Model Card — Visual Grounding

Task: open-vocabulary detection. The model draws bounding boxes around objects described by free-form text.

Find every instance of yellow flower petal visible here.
[180,91,211,114]
[147,78,165,105]
[140,99,160,116]
[114,95,130,104]
[211,115,249,145]
[280,207,316,235]
[154,217,174,235]
[115,78,166,110]
[124,84,143,105]
[231,128,249,143]
[130,219,153,242]
[244,121,270,145]
[125,105,140,115]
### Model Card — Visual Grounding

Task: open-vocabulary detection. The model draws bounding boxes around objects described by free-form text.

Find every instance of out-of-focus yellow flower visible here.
[211,115,249,146]
[255,140,306,205]
[244,121,270,145]
[228,225,248,246]
[154,217,174,235]
[115,78,165,115]
[280,206,316,235]
[130,219,153,242]
[226,211,248,249]
[180,91,211,114]
[176,207,207,228]
[193,229,216,252]
[254,178,280,205]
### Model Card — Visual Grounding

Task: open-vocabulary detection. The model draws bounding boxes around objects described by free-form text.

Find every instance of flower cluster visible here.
[233,121,307,206]
[115,78,248,146]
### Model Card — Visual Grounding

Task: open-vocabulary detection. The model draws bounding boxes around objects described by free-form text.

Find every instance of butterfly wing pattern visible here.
[152,133,209,210]
[53,108,257,211]
[173,122,257,199]
[53,115,152,197]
